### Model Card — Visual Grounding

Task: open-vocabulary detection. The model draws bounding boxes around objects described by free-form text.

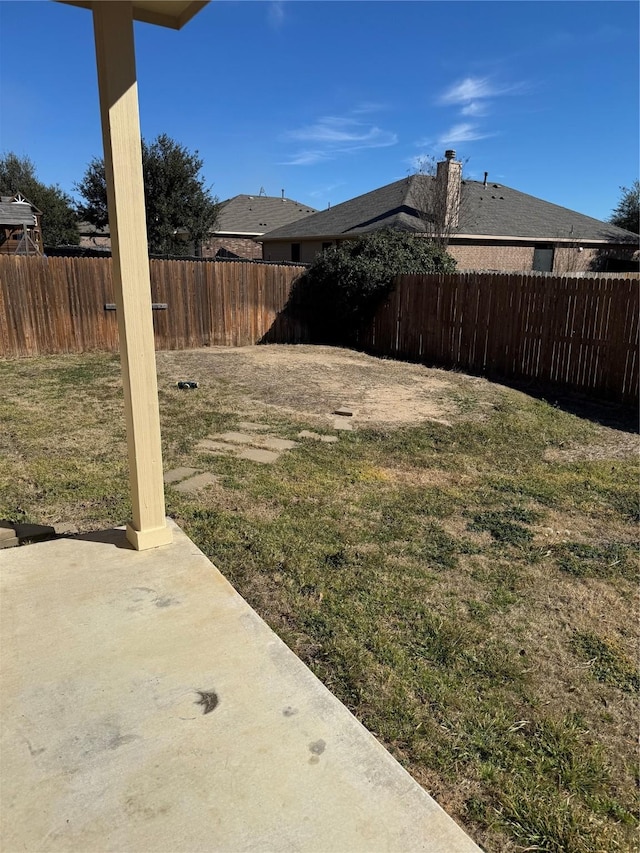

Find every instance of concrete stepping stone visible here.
[216,431,256,444]
[237,422,270,431]
[173,472,218,493]
[298,430,339,444]
[206,433,297,452]
[260,437,298,451]
[164,467,199,484]
[333,419,353,431]
[237,448,280,464]
[196,440,235,454]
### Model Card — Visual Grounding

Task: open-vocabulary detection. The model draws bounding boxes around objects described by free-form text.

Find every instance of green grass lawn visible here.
[0,350,637,853]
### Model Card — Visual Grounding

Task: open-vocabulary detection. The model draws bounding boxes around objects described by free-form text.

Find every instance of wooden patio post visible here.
[92,1,172,550]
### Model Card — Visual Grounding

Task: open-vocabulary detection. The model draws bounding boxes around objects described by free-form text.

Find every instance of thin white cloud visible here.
[461,101,487,117]
[289,118,396,147]
[428,74,522,151]
[280,150,330,167]
[439,76,517,105]
[437,123,493,144]
[282,111,397,166]
[351,102,388,116]
[308,181,345,199]
[268,1,285,29]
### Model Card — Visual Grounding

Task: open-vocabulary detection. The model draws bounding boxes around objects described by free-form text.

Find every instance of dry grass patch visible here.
[0,347,637,853]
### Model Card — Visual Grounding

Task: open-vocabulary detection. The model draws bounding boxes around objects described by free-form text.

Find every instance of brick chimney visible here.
[435,149,462,232]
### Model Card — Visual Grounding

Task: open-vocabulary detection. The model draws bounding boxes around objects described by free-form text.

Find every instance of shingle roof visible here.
[260,176,638,244]
[214,194,317,236]
[0,201,39,227]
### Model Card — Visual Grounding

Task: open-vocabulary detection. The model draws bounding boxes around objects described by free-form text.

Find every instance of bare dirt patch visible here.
[155,345,495,429]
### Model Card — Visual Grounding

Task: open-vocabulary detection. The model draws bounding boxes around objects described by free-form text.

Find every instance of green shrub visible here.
[295,229,456,342]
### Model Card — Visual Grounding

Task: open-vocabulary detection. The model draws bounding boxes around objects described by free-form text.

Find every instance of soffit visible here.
[57,1,208,30]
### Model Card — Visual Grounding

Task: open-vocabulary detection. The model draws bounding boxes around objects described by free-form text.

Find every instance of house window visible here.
[532,246,554,272]
[322,242,332,251]
[291,243,300,262]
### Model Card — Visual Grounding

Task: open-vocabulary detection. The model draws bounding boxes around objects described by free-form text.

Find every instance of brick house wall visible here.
[200,236,262,260]
[448,244,534,271]
[263,238,635,273]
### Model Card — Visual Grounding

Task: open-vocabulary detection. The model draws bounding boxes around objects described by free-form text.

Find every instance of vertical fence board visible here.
[0,256,636,405]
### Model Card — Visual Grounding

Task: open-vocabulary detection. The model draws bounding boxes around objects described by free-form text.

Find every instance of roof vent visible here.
[444,149,456,161]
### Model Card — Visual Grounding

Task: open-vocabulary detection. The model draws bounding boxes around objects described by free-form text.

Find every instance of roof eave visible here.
[452,233,639,245]
[57,1,209,30]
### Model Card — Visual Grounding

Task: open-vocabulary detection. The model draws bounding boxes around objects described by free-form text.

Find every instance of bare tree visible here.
[410,151,468,248]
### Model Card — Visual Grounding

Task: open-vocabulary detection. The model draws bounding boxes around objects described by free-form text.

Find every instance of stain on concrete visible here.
[154,595,179,608]
[119,588,179,612]
[282,706,298,717]
[309,739,326,756]
[196,690,219,715]
[109,733,140,750]
[24,739,46,758]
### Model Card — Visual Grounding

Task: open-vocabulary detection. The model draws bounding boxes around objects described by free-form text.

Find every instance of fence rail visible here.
[358,272,639,405]
[0,257,637,405]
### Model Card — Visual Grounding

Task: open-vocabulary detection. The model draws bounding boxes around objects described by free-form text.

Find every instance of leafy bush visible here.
[295,229,456,343]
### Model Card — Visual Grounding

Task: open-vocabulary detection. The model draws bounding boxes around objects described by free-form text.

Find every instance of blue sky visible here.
[0,1,638,221]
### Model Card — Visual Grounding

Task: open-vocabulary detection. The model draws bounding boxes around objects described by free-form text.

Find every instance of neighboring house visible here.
[0,194,43,255]
[260,153,639,273]
[200,192,317,259]
[77,193,317,259]
[78,221,111,251]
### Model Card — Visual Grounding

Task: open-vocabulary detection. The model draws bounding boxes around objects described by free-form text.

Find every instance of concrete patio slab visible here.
[0,525,18,549]
[1,520,480,853]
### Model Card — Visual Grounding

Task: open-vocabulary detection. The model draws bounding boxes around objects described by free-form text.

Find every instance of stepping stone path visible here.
[173,472,219,494]
[298,430,338,444]
[164,420,343,494]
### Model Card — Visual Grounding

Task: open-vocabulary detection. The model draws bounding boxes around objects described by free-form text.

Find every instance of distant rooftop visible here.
[261,176,638,244]
[215,194,317,237]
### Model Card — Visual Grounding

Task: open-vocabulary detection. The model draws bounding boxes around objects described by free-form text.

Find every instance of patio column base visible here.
[126,522,173,551]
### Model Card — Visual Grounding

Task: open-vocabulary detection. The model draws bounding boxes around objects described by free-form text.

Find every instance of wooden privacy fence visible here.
[358,272,639,405]
[0,258,637,404]
[0,255,306,356]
